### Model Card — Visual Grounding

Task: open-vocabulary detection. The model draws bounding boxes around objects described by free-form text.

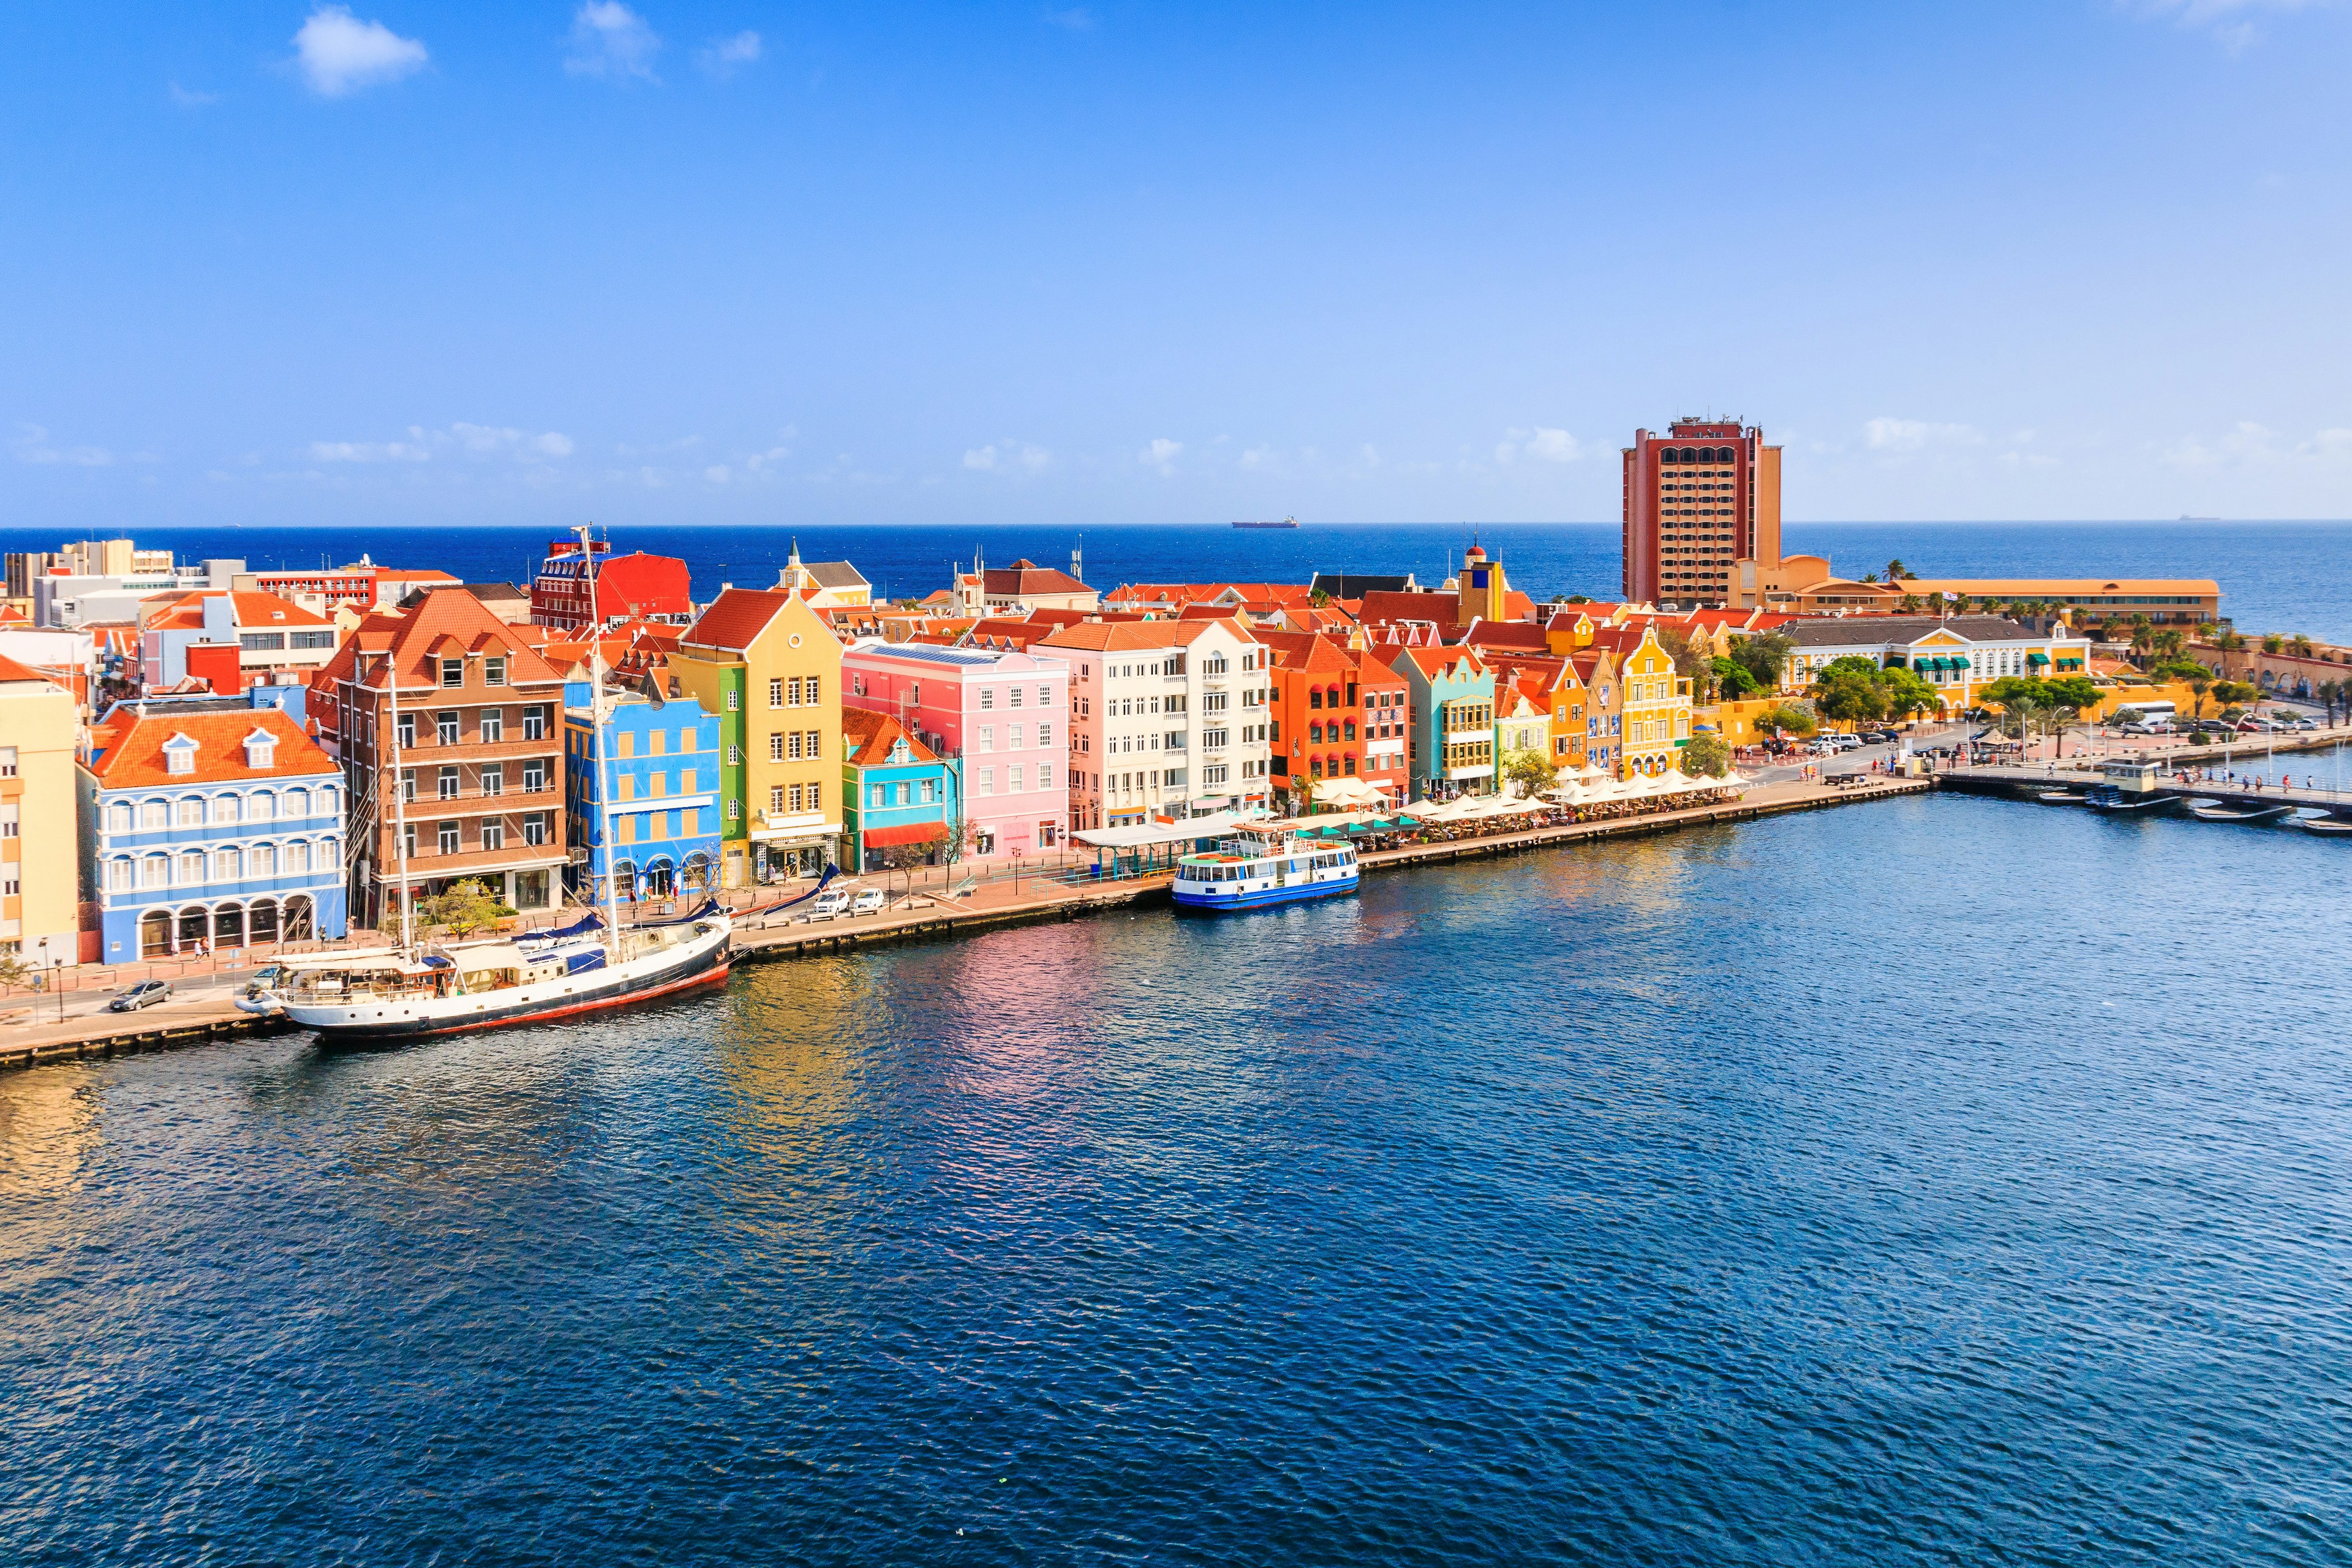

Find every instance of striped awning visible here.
[2027,652,2050,665]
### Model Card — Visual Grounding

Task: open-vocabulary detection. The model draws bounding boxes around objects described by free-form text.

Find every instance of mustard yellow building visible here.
[670,588,845,885]
[1605,625,1694,777]
[3,655,81,965]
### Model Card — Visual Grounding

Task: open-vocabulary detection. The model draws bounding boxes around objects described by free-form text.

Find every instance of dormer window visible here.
[485,655,507,687]
[441,657,464,687]
[243,728,276,770]
[163,734,198,776]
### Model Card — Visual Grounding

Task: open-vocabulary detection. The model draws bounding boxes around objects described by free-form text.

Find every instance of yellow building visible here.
[670,588,845,886]
[2,655,81,965]
[1610,625,1694,777]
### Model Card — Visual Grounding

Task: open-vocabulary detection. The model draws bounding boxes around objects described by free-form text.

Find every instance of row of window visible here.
[105,839,339,891]
[401,815,552,856]
[105,788,341,833]
[1658,446,1737,463]
[767,730,826,762]
[404,762,551,801]
[867,780,944,809]
[970,723,1053,751]
[439,654,510,687]
[767,676,823,708]
[970,764,1055,795]
[239,630,336,651]
[394,706,551,746]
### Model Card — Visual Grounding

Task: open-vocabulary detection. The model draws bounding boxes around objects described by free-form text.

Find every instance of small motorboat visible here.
[2294,813,2352,837]
[233,965,290,1016]
[2037,790,2086,805]
[2189,801,2296,824]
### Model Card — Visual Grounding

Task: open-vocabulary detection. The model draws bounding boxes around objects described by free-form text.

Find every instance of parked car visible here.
[2119,721,2170,736]
[2280,715,2318,731]
[806,887,853,921]
[851,888,887,916]
[2235,717,2275,733]
[108,980,172,1012]
[1860,729,1899,744]
[1830,734,1864,752]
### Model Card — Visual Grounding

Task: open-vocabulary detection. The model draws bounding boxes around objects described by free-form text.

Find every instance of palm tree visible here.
[2317,679,2343,728]
[2290,633,2315,658]
[2129,617,2155,668]
[2263,633,2285,655]
[1884,558,1909,583]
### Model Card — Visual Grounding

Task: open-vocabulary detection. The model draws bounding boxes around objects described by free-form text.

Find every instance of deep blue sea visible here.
[9,519,2346,644]
[6,794,2351,1565]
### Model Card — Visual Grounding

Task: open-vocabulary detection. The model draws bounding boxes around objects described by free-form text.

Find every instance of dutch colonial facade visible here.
[1388,644,1496,799]
[564,689,724,903]
[840,641,1067,858]
[669,587,844,885]
[81,696,348,961]
[310,588,570,930]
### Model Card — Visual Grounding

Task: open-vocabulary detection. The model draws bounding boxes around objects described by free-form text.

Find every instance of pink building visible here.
[841,640,1071,857]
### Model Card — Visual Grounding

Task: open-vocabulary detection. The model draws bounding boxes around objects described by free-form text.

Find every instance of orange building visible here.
[1262,631,1411,805]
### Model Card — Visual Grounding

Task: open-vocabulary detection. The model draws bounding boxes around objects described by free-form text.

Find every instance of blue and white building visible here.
[81,693,349,960]
[564,687,725,901]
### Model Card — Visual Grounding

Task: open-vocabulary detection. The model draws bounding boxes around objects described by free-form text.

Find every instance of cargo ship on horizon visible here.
[1232,516,1300,529]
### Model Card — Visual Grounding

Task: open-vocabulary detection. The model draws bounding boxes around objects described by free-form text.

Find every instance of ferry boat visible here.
[1173,823,1358,910]
[262,523,733,1044]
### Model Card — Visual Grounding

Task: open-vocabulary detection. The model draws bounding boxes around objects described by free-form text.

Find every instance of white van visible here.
[2111,699,2176,725]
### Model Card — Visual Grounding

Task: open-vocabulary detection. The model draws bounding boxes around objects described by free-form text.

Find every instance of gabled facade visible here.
[532,538,694,633]
[1387,645,1496,799]
[670,587,843,884]
[309,587,571,927]
[1611,625,1693,776]
[1036,617,1270,830]
[81,697,347,961]
[842,709,962,870]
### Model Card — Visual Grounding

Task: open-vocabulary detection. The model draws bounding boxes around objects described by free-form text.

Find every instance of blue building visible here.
[564,687,724,901]
[841,708,962,870]
[81,692,349,960]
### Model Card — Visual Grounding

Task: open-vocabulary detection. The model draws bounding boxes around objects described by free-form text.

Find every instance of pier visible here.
[2,776,1926,1072]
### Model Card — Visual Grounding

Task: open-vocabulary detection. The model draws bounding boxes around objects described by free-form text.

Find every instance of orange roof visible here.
[0,652,56,685]
[310,588,561,697]
[842,707,940,767]
[684,587,795,651]
[1036,619,1250,653]
[1392,644,1488,681]
[86,704,335,788]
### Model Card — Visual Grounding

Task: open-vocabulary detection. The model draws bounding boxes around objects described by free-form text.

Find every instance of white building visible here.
[1037,616,1273,830]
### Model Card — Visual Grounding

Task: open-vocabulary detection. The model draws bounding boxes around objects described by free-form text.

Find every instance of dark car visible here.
[108,979,173,1012]
[1860,729,1898,744]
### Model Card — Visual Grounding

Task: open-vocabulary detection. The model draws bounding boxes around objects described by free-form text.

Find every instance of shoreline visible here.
[1,777,1926,1074]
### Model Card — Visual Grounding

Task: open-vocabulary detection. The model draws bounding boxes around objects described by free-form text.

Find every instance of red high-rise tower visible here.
[1621,420,1782,608]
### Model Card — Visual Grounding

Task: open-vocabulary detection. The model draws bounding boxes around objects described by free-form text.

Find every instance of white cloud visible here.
[293,6,428,98]
[1045,7,1097,29]
[567,2,661,81]
[697,30,761,78]
[1142,437,1182,473]
[1493,426,1583,464]
[965,442,1050,473]
[12,424,115,467]
[1864,417,1985,453]
[1238,444,1273,470]
[2158,420,2352,469]
[2130,0,2324,48]
[169,83,221,108]
[309,423,572,464]
[705,464,731,483]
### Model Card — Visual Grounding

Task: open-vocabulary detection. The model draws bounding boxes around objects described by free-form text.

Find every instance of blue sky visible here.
[3,1,2348,529]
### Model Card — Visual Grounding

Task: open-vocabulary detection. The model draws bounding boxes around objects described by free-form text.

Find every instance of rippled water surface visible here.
[6,796,2351,1565]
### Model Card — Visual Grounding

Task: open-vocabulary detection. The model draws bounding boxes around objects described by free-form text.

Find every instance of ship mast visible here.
[385,645,415,952]
[579,523,625,963]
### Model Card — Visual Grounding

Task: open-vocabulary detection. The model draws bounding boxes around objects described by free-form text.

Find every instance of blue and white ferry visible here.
[1173,823,1359,911]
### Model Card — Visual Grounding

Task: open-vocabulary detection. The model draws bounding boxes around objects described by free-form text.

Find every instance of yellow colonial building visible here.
[1,654,81,965]
[1781,615,2095,713]
[670,588,845,886]
[1610,625,1694,777]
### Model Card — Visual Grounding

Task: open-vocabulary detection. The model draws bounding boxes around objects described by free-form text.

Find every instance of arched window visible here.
[213,904,246,948]
[140,909,172,958]
[1344,754,1357,775]
[141,854,170,889]
[250,843,277,878]
[318,786,337,816]
[285,840,311,875]
[107,858,134,891]
[249,792,277,822]
[1310,756,1325,778]
[1660,448,1679,466]
[214,793,243,824]
[1343,719,1357,741]
[107,801,133,834]
[141,798,169,830]
[248,899,280,944]
[286,788,309,818]
[281,896,315,943]
[176,797,206,827]
[1309,687,1322,709]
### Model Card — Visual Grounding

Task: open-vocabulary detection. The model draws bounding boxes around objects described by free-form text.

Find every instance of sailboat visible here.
[270,526,732,1042]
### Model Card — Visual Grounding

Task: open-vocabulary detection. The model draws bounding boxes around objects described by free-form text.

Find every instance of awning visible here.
[1950,656,1970,669]
[2026,652,2050,665]
[862,821,944,848]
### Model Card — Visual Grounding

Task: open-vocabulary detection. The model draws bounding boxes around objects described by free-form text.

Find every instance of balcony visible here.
[405,784,560,818]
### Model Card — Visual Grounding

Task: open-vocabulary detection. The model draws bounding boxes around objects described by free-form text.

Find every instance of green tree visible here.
[2262,633,2285,655]
[1879,665,1937,722]
[2290,633,2315,658]
[1727,631,1795,694]
[1681,732,1731,778]
[1899,592,1923,613]
[1755,704,1816,737]
[1815,671,1889,726]
[1884,557,1911,582]
[1656,626,1718,704]
[1817,655,1883,684]
[2184,670,2214,720]
[1711,656,1760,699]
[421,878,510,937]
[1502,747,1557,798]
[2211,679,2260,710]
[2045,675,2101,712]
[0,952,29,990]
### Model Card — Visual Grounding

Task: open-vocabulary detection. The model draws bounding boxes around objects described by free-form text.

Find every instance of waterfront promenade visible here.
[1,775,1924,1071]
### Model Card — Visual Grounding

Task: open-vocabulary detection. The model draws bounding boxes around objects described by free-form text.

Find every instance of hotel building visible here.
[1621,420,1784,609]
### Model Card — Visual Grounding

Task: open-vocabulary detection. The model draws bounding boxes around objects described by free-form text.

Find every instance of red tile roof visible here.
[87,704,336,788]
[0,652,55,685]
[310,587,562,698]
[684,587,794,651]
[842,707,940,767]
